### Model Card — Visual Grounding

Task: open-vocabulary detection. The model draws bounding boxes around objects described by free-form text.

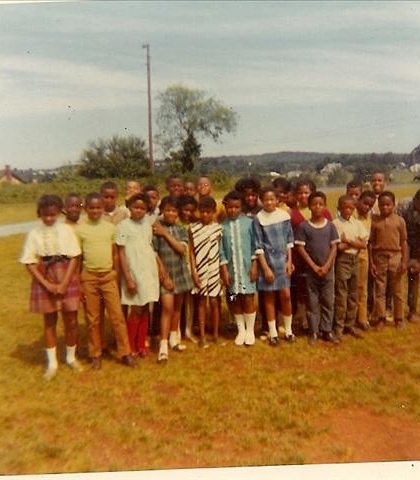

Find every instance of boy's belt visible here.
[41,255,68,262]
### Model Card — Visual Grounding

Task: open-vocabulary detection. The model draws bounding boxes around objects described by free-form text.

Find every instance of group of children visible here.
[20,172,420,378]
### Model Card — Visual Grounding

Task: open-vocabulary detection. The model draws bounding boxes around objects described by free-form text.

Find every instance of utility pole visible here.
[142,43,154,174]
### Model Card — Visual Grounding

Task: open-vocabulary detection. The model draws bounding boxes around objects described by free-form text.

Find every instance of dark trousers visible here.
[306,269,334,335]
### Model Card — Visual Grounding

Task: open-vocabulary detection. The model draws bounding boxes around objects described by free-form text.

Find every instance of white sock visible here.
[268,320,277,338]
[159,339,168,355]
[283,315,293,336]
[169,331,178,348]
[66,345,76,364]
[46,347,58,370]
[234,314,246,345]
[244,312,256,345]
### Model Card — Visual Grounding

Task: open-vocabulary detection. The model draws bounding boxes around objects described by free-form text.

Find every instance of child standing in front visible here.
[369,191,408,329]
[253,186,295,346]
[295,191,340,345]
[20,194,82,379]
[332,195,368,340]
[116,193,160,357]
[153,196,194,362]
[190,196,223,347]
[75,193,136,370]
[220,191,258,346]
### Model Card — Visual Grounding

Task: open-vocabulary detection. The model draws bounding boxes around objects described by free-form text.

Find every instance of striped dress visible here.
[190,221,223,297]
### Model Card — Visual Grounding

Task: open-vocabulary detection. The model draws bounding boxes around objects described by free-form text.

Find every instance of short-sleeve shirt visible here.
[333,215,369,256]
[20,222,81,264]
[295,219,340,267]
[76,219,116,272]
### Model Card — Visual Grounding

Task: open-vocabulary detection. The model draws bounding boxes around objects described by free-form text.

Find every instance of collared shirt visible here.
[333,215,368,256]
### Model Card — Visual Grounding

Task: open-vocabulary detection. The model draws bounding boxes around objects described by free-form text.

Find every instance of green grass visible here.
[2,184,420,473]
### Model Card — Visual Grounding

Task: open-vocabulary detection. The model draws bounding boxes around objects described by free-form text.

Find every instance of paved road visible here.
[0,220,38,237]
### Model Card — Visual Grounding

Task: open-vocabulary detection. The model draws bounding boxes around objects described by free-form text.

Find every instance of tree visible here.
[155,84,238,172]
[78,135,149,179]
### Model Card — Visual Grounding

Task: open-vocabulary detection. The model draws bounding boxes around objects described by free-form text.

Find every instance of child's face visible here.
[296,185,311,208]
[180,203,196,223]
[101,188,118,212]
[243,188,258,209]
[145,190,159,210]
[126,181,141,199]
[338,199,355,221]
[225,198,242,220]
[261,191,278,213]
[275,187,289,205]
[371,174,386,195]
[184,182,197,197]
[347,186,362,202]
[129,199,148,221]
[378,195,394,217]
[85,198,104,221]
[40,205,61,227]
[64,196,83,223]
[196,177,212,197]
[162,204,178,225]
[199,206,215,225]
[309,196,325,219]
[356,196,375,216]
[167,178,184,197]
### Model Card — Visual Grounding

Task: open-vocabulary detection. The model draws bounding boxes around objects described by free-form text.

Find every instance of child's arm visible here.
[319,243,337,277]
[220,263,231,287]
[56,256,79,295]
[153,222,186,255]
[156,255,174,291]
[256,252,275,284]
[399,239,408,274]
[26,264,58,295]
[296,245,320,275]
[285,246,294,276]
[188,229,201,289]
[249,258,258,282]
[339,233,366,251]
[117,245,137,295]
[112,243,120,275]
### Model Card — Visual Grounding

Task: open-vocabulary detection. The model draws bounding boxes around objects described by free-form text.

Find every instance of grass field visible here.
[2,184,420,474]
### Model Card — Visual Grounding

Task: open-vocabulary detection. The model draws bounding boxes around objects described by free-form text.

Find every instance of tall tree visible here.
[78,135,149,179]
[155,84,238,172]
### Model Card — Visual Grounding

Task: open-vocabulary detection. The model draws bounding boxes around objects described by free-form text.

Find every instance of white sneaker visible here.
[67,359,84,372]
[234,330,246,346]
[43,368,57,381]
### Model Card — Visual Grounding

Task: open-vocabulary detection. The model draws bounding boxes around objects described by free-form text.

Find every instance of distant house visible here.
[0,165,27,185]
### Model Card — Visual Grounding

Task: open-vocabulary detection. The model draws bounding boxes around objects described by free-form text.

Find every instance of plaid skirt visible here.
[30,258,80,314]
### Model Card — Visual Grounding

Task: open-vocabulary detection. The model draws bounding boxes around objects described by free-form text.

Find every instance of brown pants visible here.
[81,269,130,359]
[372,251,403,320]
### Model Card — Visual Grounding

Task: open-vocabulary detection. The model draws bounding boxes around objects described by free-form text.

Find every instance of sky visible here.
[1,0,420,170]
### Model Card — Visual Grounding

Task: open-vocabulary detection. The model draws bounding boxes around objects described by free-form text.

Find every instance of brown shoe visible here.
[91,357,102,370]
[344,327,364,339]
[407,312,420,323]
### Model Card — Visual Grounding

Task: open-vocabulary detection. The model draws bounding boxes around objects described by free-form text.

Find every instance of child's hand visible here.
[249,263,258,282]
[285,262,294,277]
[126,279,137,295]
[192,272,201,289]
[408,260,420,274]
[318,265,329,277]
[56,283,67,296]
[370,264,377,278]
[45,281,58,295]
[397,262,407,275]
[162,276,174,291]
[263,267,275,284]
[221,271,231,287]
[152,222,166,237]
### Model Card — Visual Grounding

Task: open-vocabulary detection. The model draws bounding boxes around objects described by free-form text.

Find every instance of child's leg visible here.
[357,252,369,327]
[372,253,388,324]
[196,295,207,343]
[136,305,150,356]
[184,293,196,340]
[306,272,320,336]
[279,287,294,339]
[388,253,404,325]
[126,306,140,355]
[159,293,173,360]
[43,312,59,377]
[243,294,256,346]
[334,255,349,335]
[99,272,131,359]
[231,295,246,345]
[209,296,221,341]
[407,267,420,321]
[263,290,279,343]
[319,272,335,334]
[169,293,186,350]
[62,310,82,369]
